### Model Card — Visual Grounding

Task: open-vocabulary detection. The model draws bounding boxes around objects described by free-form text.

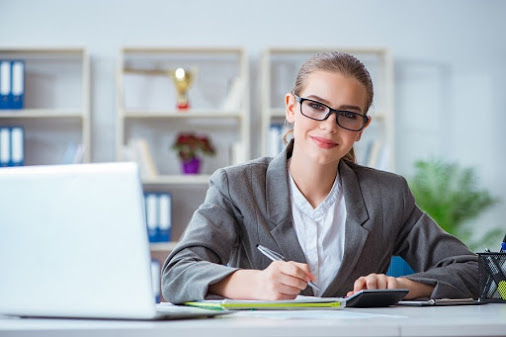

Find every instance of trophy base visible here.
[177,102,189,110]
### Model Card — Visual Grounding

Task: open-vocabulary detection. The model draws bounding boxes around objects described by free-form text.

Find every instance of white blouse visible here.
[288,171,346,296]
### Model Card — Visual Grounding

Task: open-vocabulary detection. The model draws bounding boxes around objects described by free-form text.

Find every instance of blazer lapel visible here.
[323,160,370,297]
[265,141,313,295]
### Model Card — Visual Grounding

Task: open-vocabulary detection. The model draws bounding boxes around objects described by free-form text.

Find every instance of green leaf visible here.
[408,159,500,247]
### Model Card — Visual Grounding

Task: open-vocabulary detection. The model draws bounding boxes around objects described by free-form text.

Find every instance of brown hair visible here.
[285,51,374,163]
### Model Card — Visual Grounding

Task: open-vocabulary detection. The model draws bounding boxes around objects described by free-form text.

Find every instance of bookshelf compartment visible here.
[0,47,90,164]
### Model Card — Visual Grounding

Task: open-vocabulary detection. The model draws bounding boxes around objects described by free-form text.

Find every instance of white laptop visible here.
[0,162,226,320]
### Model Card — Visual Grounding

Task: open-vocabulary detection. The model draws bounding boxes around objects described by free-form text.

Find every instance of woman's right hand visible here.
[254,260,315,300]
[208,261,315,300]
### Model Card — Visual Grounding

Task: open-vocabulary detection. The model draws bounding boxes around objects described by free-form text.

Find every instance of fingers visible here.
[260,261,314,300]
[275,260,314,287]
[350,273,399,295]
[290,261,316,282]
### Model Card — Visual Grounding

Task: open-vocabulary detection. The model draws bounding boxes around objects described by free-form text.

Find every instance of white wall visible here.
[2,0,505,246]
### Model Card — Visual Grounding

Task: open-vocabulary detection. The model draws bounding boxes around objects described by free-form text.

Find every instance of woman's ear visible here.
[285,93,296,123]
[355,116,372,142]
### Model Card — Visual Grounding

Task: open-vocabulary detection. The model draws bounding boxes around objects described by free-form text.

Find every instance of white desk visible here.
[1,304,505,337]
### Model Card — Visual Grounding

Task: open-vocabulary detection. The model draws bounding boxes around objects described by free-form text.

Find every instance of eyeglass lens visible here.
[300,99,366,131]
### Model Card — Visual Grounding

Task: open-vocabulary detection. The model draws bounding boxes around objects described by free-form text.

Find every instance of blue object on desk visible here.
[386,256,415,277]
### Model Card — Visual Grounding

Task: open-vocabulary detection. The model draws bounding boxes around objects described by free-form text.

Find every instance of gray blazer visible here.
[161,141,478,304]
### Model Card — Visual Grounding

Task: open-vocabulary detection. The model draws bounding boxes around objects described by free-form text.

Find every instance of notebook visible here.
[0,162,227,320]
[185,295,345,310]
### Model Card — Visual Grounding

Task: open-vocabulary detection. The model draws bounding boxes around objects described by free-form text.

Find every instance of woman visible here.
[161,52,478,303]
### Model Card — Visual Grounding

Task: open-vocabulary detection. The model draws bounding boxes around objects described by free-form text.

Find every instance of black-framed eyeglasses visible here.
[294,95,369,132]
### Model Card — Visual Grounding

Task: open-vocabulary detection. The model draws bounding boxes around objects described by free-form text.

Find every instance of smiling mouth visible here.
[311,136,338,149]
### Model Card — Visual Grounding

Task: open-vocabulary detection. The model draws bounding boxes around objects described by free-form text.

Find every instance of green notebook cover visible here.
[184,295,344,310]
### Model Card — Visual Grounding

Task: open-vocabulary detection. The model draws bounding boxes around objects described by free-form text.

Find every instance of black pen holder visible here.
[478,252,506,303]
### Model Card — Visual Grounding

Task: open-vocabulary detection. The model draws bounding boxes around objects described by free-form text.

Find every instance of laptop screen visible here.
[0,162,159,319]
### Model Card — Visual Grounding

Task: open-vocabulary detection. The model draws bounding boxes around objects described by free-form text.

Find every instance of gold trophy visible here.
[169,68,195,110]
[123,65,196,111]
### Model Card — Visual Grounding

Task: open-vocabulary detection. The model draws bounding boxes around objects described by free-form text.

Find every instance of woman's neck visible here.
[289,152,339,209]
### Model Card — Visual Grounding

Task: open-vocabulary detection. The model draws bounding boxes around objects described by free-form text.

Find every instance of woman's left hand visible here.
[347,273,434,299]
[347,273,400,297]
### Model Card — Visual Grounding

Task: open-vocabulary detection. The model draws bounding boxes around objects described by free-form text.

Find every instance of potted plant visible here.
[408,159,501,251]
[171,132,216,174]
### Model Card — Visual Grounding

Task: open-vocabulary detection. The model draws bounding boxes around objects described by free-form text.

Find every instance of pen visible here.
[256,244,321,292]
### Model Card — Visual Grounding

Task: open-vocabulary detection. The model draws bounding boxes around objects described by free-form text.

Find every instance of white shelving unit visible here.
[0,47,90,164]
[116,47,250,247]
[260,47,394,172]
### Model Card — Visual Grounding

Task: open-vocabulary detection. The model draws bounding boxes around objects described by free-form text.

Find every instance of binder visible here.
[145,193,158,243]
[130,138,158,179]
[150,259,161,303]
[158,193,172,242]
[10,60,24,109]
[9,126,24,166]
[62,143,78,164]
[268,124,283,157]
[0,127,10,167]
[0,60,11,109]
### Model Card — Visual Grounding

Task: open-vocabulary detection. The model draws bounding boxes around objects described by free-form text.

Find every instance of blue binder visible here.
[0,127,10,167]
[150,259,161,303]
[144,193,158,243]
[157,193,172,242]
[10,60,24,109]
[0,60,11,109]
[9,126,24,166]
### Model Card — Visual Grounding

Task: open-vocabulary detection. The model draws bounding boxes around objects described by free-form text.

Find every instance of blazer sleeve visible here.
[393,176,479,299]
[161,168,242,304]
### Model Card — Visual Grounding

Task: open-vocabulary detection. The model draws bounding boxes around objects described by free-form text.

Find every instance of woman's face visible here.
[285,70,369,166]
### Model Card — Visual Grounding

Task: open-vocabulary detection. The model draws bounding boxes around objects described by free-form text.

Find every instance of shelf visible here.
[150,241,179,252]
[266,46,390,55]
[0,47,86,55]
[122,109,242,119]
[141,174,210,185]
[0,109,86,118]
[122,46,244,55]
[117,46,250,244]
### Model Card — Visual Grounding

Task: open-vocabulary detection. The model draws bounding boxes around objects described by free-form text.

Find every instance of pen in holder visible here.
[478,252,506,302]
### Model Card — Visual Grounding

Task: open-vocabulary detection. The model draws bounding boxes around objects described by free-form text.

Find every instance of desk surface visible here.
[1,303,505,337]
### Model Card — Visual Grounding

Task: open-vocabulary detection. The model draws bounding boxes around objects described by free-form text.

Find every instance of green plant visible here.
[171,132,216,162]
[408,159,501,251]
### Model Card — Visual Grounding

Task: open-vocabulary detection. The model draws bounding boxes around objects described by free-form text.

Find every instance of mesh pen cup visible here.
[478,253,506,303]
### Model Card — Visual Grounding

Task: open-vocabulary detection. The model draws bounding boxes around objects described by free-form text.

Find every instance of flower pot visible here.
[181,157,201,174]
